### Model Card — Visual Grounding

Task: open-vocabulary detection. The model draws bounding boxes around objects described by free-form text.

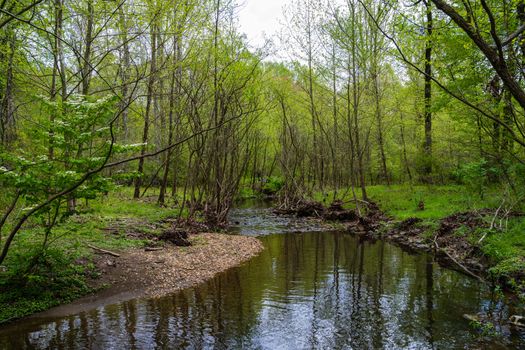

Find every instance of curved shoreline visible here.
[16,233,264,321]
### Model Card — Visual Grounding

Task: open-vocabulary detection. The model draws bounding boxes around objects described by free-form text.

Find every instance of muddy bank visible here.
[30,233,263,319]
[274,199,522,290]
[380,213,489,279]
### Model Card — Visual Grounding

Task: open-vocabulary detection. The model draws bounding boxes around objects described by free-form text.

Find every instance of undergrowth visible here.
[0,186,180,324]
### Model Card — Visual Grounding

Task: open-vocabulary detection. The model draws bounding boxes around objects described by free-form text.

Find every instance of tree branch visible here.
[358,0,525,149]
[430,0,525,111]
[0,0,44,29]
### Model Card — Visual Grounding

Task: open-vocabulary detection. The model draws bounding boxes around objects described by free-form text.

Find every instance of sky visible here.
[237,0,292,49]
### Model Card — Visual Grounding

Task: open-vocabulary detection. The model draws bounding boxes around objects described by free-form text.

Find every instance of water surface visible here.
[1,207,523,349]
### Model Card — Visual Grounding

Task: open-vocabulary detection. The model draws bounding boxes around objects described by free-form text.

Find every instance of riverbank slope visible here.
[305,185,525,296]
[33,233,263,319]
[0,188,263,324]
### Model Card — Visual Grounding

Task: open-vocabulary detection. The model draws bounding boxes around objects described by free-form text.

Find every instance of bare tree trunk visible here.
[373,71,389,185]
[347,77,360,215]
[48,0,64,160]
[118,5,131,141]
[350,3,367,201]
[66,0,94,213]
[331,41,340,195]
[210,0,222,215]
[134,26,157,199]
[423,0,433,177]
[400,112,412,182]
[0,29,15,146]
[159,26,182,205]
[81,0,94,96]
[307,28,319,190]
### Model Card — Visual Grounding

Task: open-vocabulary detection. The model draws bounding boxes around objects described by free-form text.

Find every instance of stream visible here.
[1,201,524,349]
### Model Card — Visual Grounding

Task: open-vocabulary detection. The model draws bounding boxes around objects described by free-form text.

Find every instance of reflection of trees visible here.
[123,300,138,348]
[426,255,435,349]
[0,232,498,349]
[372,241,386,349]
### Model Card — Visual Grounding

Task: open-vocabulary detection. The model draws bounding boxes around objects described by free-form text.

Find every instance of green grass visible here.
[366,185,500,220]
[237,176,285,200]
[0,186,182,324]
[316,184,501,220]
[90,187,181,221]
[481,219,525,281]
[316,184,525,288]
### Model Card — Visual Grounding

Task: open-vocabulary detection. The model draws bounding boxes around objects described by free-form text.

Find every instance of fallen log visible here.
[87,244,120,257]
[145,247,164,252]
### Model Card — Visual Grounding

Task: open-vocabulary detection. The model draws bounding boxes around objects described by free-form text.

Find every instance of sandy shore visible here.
[33,233,263,318]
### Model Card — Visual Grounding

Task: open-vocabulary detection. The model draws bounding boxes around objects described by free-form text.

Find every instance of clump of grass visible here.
[0,187,182,324]
[482,219,525,276]
[0,246,94,324]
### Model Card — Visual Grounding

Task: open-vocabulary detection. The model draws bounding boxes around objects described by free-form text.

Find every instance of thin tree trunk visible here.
[159,27,181,205]
[424,1,433,177]
[0,29,15,146]
[400,112,412,182]
[373,71,389,185]
[81,0,94,96]
[118,5,131,141]
[350,3,367,201]
[134,26,157,199]
[48,0,63,160]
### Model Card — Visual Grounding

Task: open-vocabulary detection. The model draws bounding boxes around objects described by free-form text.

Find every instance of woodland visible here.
[1,0,525,325]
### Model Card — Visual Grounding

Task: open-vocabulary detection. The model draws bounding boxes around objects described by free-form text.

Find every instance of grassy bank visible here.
[0,187,182,324]
[316,185,525,292]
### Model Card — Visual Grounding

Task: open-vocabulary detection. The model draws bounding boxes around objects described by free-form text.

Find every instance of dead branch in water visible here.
[433,238,484,283]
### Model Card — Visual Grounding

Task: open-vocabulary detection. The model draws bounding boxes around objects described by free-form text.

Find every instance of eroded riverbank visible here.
[15,233,263,321]
[275,198,525,296]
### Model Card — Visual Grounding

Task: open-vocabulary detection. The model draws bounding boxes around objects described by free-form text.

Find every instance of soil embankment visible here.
[32,233,263,319]
[275,199,522,290]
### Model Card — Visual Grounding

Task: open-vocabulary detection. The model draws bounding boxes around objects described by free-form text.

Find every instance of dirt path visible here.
[32,233,263,319]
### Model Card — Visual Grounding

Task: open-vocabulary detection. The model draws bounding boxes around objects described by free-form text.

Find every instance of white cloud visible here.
[237,0,292,48]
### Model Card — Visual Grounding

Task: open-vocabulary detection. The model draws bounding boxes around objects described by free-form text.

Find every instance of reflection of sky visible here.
[3,210,523,349]
[241,264,436,349]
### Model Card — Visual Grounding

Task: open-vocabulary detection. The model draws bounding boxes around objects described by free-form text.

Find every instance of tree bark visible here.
[134,26,157,199]
[0,29,15,146]
[423,0,433,177]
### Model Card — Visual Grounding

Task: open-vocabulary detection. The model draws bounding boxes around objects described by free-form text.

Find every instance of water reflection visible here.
[1,231,522,349]
[228,201,331,236]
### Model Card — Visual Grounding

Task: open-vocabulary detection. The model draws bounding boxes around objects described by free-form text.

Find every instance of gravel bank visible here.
[32,233,263,318]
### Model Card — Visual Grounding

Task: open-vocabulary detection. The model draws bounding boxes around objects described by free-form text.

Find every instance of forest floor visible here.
[309,185,525,297]
[0,188,263,324]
